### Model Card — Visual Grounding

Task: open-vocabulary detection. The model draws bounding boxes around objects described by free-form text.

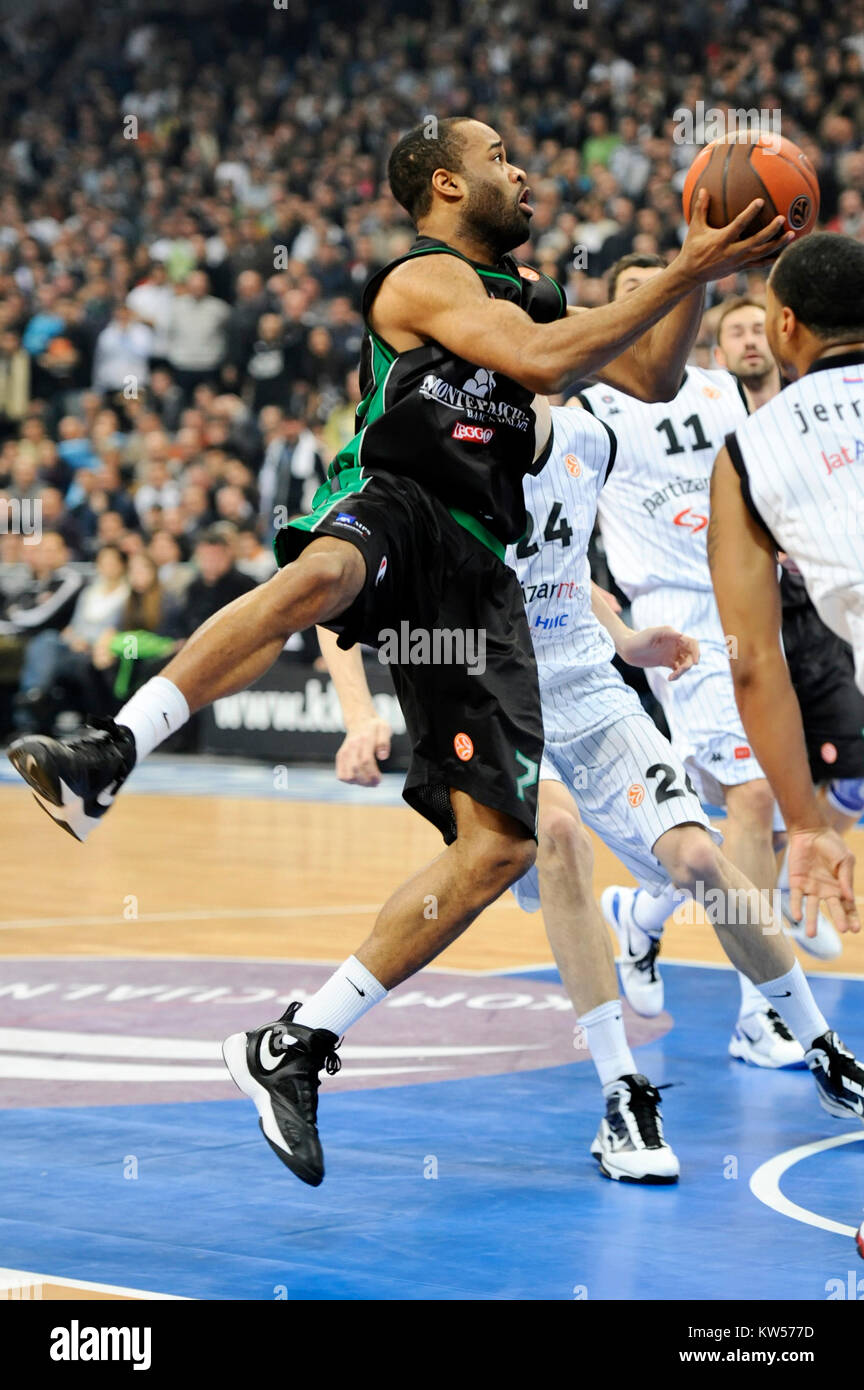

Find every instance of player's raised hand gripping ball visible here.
[683,132,820,240]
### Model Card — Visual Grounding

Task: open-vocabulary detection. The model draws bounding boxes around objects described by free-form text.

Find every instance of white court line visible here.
[0,899,527,932]
[749,1132,864,1238]
[0,1266,188,1299]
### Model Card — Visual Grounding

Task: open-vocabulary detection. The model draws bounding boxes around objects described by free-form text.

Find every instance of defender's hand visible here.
[678,188,794,285]
[619,626,699,681]
[787,827,859,936]
[335,717,392,786]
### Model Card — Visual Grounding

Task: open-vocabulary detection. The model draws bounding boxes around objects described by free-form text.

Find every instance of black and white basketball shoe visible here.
[590,1073,680,1184]
[8,719,136,842]
[805,1031,864,1123]
[222,1002,342,1187]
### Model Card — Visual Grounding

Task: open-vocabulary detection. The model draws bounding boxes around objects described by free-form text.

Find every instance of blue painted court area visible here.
[1,963,862,1301]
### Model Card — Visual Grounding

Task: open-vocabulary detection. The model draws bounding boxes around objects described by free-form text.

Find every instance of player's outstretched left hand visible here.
[620,626,699,681]
[787,826,859,936]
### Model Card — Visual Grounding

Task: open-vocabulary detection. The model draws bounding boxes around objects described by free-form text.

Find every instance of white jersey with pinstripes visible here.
[505,404,616,689]
[505,405,715,911]
[580,368,768,806]
[726,352,864,692]
[584,366,748,608]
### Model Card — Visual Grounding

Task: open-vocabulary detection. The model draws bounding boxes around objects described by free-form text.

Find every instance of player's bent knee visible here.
[725,779,776,832]
[272,544,363,616]
[657,824,721,892]
[467,833,536,900]
[537,807,593,879]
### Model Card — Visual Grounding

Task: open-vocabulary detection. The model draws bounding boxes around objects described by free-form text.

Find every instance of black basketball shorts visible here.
[274,468,543,843]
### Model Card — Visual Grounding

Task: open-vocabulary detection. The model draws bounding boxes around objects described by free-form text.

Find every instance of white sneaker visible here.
[781,890,843,961]
[590,1073,680,1184]
[729,1007,806,1069]
[601,886,664,1017]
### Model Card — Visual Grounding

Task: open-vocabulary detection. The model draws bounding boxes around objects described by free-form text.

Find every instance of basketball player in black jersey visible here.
[8,118,790,1185]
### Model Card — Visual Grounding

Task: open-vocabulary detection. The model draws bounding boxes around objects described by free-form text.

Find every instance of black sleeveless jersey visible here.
[327,235,566,547]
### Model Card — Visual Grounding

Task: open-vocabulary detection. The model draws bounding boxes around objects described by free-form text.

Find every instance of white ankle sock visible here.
[631,882,679,936]
[738,970,769,1019]
[116,677,190,761]
[293,955,387,1035]
[756,961,828,1049]
[578,999,637,1088]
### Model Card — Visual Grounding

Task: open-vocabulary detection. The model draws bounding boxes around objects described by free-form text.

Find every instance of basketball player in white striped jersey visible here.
[583,256,838,1067]
[709,232,864,944]
[325,396,864,1178]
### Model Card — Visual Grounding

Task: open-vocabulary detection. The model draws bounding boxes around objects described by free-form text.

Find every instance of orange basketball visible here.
[682,132,819,240]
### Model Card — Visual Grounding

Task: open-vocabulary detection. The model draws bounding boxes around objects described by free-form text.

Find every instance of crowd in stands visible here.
[1,0,863,735]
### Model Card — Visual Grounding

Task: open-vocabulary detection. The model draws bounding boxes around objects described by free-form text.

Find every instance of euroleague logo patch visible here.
[454,732,474,761]
[564,453,582,478]
[452,421,495,444]
[788,195,812,230]
[627,783,645,807]
[517,265,540,281]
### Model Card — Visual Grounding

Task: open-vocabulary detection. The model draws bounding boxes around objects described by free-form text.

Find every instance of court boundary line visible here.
[748,1133,864,1239]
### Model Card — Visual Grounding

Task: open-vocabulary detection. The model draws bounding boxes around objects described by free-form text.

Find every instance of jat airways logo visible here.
[452,422,495,444]
[50,1320,151,1371]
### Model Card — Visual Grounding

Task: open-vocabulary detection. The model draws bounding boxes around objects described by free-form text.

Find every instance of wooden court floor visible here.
[3,785,863,976]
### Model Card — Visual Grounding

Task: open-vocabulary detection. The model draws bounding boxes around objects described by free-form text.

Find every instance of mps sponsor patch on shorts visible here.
[332,512,371,538]
[451,422,495,444]
[734,745,751,760]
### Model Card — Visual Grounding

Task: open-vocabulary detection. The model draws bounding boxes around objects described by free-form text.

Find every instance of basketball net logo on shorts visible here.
[454,733,474,761]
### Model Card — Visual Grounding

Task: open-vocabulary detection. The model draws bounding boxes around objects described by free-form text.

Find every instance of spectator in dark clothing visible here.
[244,313,296,413]
[178,527,256,636]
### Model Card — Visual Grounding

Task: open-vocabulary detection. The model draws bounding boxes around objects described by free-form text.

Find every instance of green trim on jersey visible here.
[277,461,372,558]
[542,271,567,319]
[448,507,505,561]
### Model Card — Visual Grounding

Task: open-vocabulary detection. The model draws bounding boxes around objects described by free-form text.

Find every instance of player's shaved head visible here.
[769,233,864,341]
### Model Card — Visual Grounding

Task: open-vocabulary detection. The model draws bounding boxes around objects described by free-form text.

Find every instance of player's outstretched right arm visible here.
[372,198,792,396]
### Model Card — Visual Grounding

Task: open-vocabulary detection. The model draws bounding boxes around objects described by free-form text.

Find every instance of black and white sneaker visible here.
[8,719,136,842]
[222,1002,342,1186]
[805,1031,864,1123]
[590,1073,680,1184]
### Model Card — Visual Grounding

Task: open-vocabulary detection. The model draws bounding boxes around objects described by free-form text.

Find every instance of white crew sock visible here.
[631,882,679,937]
[756,961,829,1049]
[293,955,388,1035]
[738,969,769,1019]
[578,999,637,1088]
[116,676,190,761]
